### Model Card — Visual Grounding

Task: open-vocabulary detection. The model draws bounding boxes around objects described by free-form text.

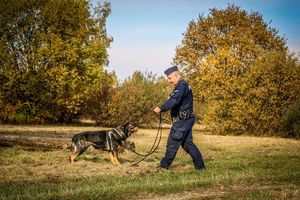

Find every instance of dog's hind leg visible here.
[70,151,79,163]
[70,142,78,163]
[70,143,86,163]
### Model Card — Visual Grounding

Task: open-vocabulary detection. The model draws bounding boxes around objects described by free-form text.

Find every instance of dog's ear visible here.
[123,120,138,133]
[120,122,130,132]
[131,120,138,127]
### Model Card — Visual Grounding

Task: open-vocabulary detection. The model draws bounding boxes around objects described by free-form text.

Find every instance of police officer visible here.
[153,66,205,170]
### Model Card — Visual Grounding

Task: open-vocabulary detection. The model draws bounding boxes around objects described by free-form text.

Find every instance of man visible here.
[153,66,205,170]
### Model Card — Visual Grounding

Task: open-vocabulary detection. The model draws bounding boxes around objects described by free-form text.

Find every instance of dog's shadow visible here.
[81,155,103,163]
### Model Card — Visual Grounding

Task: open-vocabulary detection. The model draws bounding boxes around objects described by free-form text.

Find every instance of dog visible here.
[70,121,138,165]
[118,140,136,154]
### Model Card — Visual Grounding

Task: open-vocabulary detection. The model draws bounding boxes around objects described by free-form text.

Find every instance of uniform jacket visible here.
[160,78,193,117]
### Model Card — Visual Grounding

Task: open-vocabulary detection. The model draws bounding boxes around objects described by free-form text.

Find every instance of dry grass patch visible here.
[0,125,299,199]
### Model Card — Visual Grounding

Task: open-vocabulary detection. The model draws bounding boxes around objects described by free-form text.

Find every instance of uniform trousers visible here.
[160,116,205,169]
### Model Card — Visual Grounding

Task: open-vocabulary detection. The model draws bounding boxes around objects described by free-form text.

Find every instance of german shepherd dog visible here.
[70,121,138,165]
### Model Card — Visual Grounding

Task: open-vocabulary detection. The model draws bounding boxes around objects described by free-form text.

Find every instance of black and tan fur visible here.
[70,121,138,165]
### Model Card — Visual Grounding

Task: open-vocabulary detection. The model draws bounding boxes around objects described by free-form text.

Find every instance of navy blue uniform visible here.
[159,78,205,169]
[160,79,193,116]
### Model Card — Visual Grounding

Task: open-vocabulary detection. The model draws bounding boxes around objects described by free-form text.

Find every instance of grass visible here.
[0,125,299,199]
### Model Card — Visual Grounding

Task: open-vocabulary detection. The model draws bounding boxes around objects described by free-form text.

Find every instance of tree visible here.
[82,70,118,123]
[99,71,169,126]
[174,4,300,135]
[0,0,112,123]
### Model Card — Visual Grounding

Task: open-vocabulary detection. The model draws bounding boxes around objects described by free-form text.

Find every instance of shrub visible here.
[282,97,300,138]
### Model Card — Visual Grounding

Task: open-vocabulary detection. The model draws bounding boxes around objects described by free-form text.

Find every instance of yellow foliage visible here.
[174,4,300,135]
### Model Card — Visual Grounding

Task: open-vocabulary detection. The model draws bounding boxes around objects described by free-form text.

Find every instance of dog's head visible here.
[122,121,139,136]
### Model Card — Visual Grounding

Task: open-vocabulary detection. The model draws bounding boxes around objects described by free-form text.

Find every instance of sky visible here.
[92,0,300,80]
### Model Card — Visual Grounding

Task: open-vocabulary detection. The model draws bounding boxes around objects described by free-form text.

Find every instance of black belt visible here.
[173,109,194,122]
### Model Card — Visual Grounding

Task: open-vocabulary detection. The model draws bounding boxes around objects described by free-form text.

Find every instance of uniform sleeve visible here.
[159,82,186,112]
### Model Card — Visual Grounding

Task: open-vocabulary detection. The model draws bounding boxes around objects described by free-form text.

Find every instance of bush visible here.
[282,97,300,138]
[94,71,169,126]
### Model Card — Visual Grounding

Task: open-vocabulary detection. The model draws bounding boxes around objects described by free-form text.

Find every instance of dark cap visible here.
[164,65,178,76]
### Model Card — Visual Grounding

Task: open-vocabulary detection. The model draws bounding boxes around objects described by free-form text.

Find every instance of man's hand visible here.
[153,107,161,114]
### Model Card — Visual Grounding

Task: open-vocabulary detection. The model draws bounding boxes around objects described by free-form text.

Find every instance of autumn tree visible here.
[82,70,118,123]
[0,0,112,123]
[174,5,300,135]
[99,71,169,126]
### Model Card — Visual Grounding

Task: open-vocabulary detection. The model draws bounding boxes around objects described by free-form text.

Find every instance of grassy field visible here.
[0,125,299,200]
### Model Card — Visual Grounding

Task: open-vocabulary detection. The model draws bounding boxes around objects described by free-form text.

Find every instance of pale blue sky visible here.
[93,0,300,80]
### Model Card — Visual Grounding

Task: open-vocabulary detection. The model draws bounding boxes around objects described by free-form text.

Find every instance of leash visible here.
[120,113,172,156]
[121,112,172,166]
[158,114,172,125]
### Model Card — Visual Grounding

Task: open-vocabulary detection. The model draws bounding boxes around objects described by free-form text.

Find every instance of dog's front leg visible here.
[113,150,120,165]
[115,151,121,165]
[109,152,116,165]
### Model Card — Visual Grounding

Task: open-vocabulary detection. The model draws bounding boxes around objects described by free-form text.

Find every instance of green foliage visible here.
[81,70,118,123]
[174,4,300,136]
[0,0,112,123]
[282,96,300,138]
[97,71,169,126]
